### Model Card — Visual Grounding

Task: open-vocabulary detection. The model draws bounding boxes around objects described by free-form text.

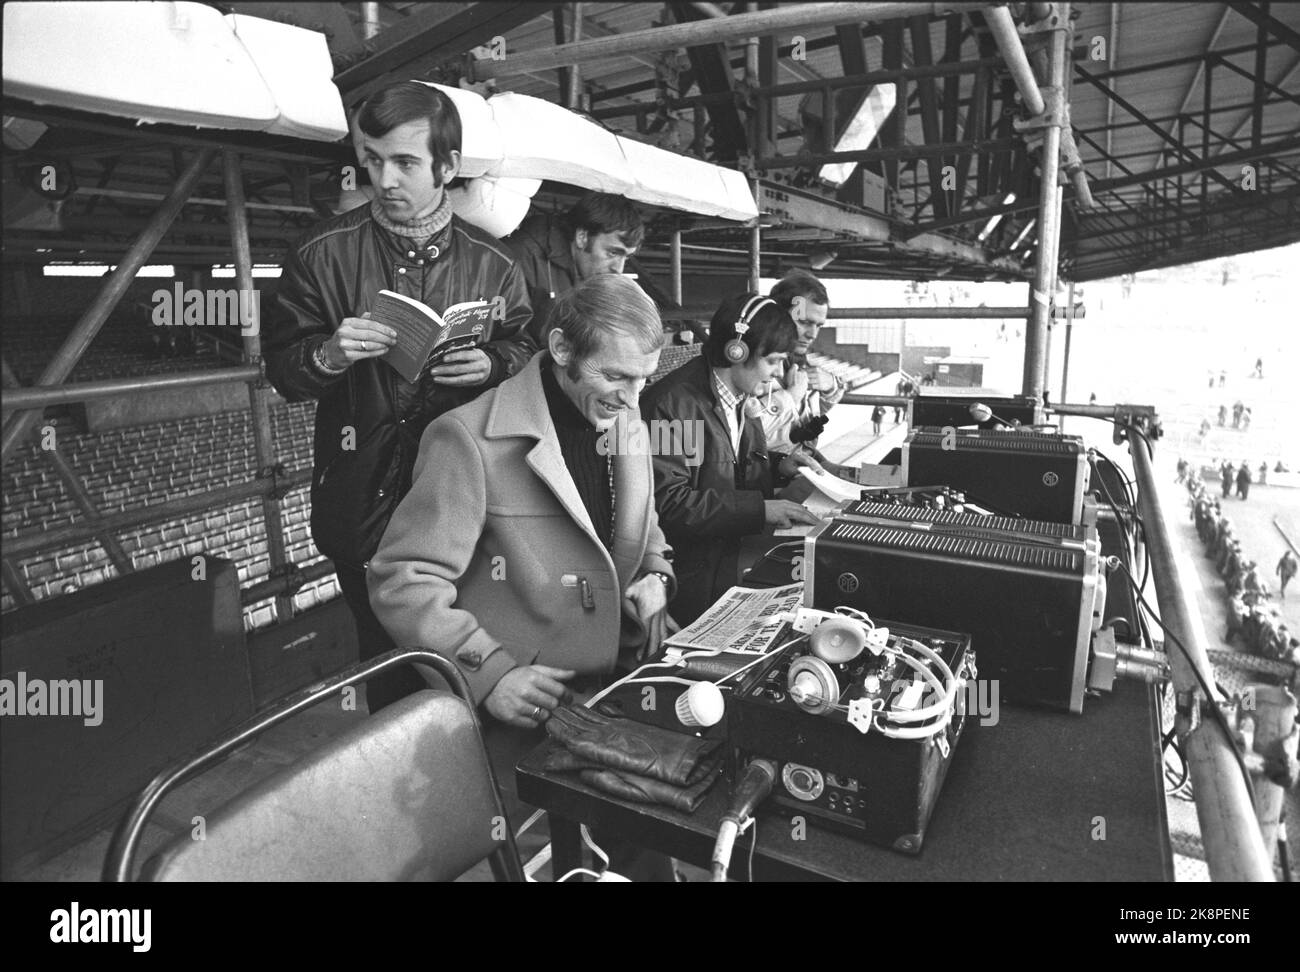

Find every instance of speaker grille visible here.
[842,501,1083,539]
[909,430,1081,455]
[827,519,1083,572]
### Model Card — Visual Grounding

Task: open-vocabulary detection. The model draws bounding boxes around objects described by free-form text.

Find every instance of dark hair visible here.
[704,292,797,367]
[769,269,829,309]
[356,82,462,186]
[549,274,663,367]
[565,193,646,249]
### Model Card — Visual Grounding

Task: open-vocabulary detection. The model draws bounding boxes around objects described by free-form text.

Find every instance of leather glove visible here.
[790,413,829,444]
[545,703,721,787]
[541,748,721,813]
[578,766,720,814]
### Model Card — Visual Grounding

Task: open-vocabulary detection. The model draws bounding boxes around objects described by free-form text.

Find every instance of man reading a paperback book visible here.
[265,81,535,713]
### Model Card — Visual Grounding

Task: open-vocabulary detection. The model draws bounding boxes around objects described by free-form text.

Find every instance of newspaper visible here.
[664,584,803,657]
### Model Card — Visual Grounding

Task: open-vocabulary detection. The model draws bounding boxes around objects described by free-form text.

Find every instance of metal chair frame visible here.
[102,648,525,882]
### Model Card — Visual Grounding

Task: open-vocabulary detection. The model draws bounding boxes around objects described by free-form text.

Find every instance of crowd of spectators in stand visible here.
[1186,473,1300,667]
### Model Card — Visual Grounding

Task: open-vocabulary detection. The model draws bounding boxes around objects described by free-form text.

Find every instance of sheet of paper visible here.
[772,485,839,536]
[664,584,803,656]
[798,466,861,503]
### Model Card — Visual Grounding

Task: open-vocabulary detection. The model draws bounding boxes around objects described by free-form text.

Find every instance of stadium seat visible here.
[103,649,524,883]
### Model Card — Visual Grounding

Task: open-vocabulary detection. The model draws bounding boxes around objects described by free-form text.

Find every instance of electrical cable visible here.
[1114,559,1257,810]
[554,867,604,882]
[1103,616,1135,636]
[760,539,804,563]
[1162,724,1190,794]
[1093,446,1137,506]
[746,817,759,882]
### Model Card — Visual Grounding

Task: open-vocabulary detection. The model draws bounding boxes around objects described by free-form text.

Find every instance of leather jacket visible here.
[264,204,535,567]
[503,210,576,350]
[640,355,787,625]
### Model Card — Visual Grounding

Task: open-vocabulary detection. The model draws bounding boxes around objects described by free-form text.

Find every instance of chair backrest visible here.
[140,690,510,881]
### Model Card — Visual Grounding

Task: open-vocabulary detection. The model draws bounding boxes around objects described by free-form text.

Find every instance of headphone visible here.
[724,295,776,364]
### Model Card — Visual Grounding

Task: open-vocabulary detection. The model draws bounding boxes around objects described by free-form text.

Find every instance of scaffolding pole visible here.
[473,3,993,80]
[1121,421,1276,882]
[224,150,295,623]
[1,365,260,412]
[999,4,1067,401]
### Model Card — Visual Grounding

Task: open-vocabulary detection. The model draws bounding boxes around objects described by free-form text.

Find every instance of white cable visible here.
[619,675,696,689]
[877,656,954,730]
[712,637,803,686]
[583,658,684,708]
[522,842,552,882]
[516,808,546,836]
[875,641,953,724]
[760,539,803,560]
[555,867,605,883]
[580,823,610,870]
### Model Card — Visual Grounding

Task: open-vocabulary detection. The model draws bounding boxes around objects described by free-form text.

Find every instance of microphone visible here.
[710,758,778,881]
[968,402,1017,428]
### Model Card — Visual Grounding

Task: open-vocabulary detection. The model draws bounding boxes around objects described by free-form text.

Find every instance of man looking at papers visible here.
[642,293,822,625]
[265,81,534,713]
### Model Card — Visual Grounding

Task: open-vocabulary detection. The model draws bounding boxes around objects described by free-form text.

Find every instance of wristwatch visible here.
[647,571,672,591]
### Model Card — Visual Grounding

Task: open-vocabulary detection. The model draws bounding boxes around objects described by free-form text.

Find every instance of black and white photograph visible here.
[1,0,1297,932]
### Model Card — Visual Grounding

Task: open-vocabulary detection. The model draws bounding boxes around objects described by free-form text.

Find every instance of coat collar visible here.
[485,355,650,591]
[676,355,753,464]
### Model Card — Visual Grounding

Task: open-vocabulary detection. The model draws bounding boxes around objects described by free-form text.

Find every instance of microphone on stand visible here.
[969,402,1017,429]
[710,758,778,882]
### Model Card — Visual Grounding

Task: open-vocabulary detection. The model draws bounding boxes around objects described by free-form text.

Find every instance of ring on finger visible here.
[532,704,543,721]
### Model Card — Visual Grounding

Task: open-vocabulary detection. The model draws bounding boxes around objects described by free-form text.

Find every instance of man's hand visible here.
[764,499,820,529]
[484,665,576,729]
[778,448,824,479]
[425,348,493,386]
[626,573,679,661]
[323,313,396,369]
[807,368,839,394]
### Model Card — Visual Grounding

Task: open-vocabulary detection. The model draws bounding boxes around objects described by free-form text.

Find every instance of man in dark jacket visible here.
[871,404,886,435]
[642,293,821,625]
[504,192,644,348]
[264,81,535,712]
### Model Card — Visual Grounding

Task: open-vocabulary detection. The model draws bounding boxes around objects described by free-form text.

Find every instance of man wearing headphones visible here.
[642,293,821,625]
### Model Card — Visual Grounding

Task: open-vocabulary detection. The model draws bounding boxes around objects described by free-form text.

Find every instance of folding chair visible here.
[103,649,524,882]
